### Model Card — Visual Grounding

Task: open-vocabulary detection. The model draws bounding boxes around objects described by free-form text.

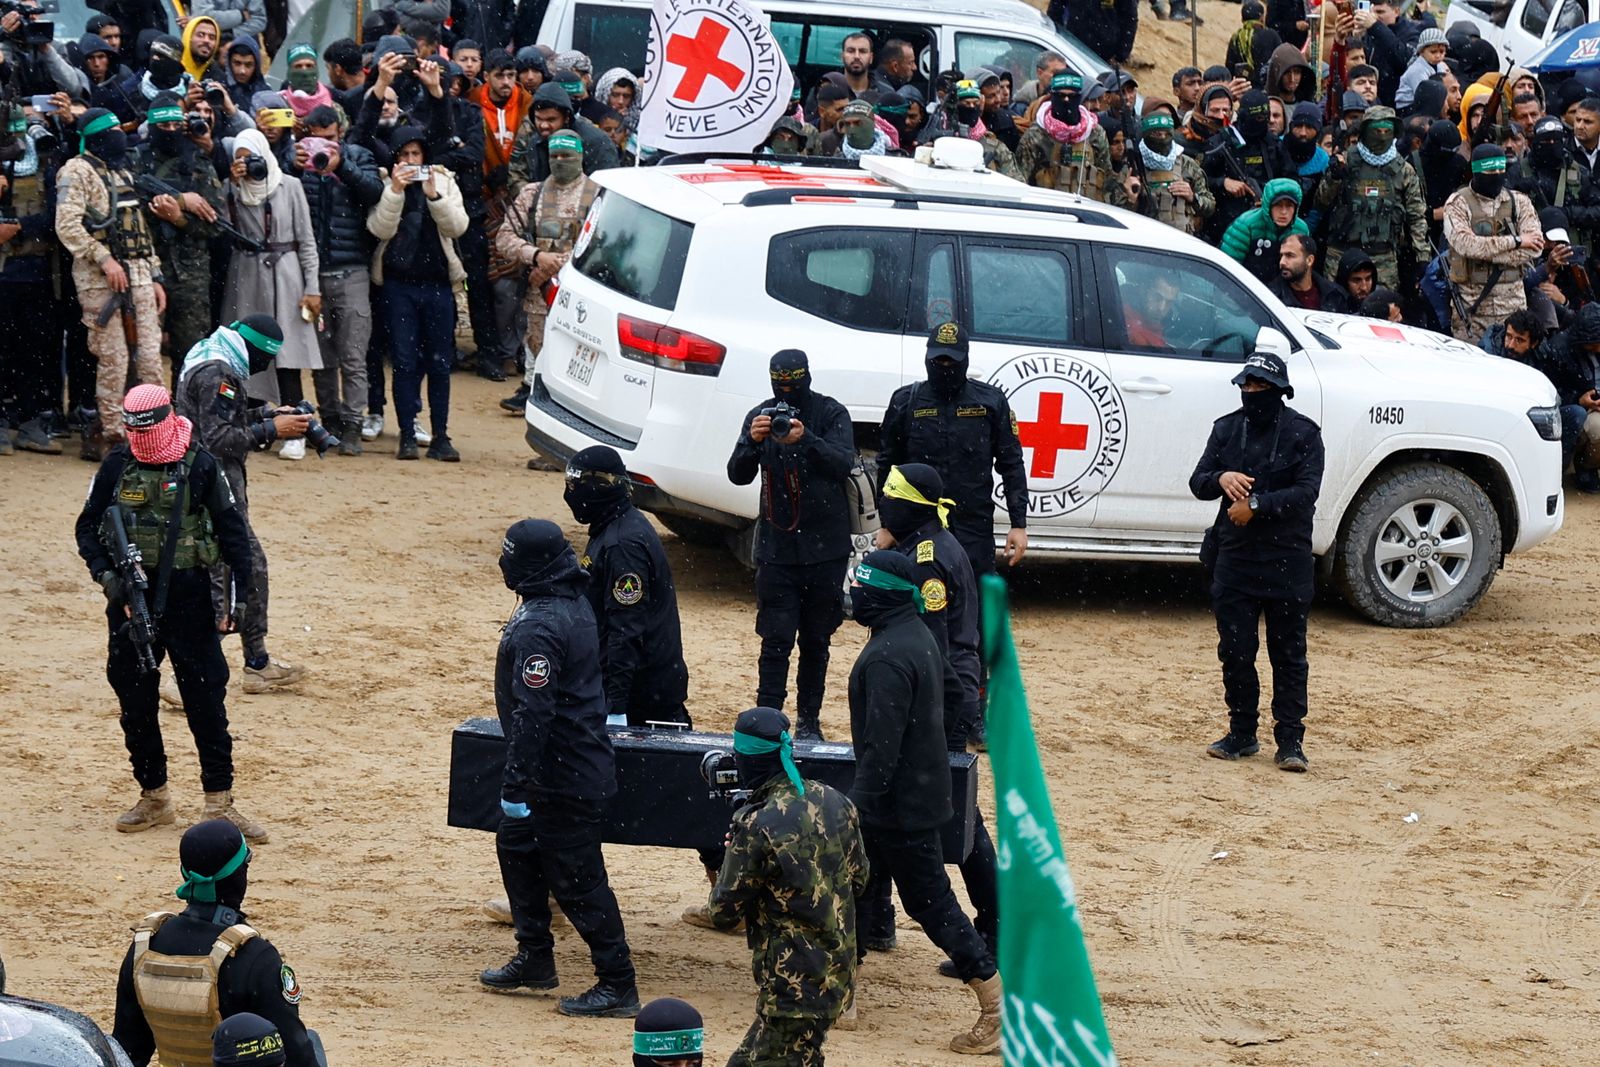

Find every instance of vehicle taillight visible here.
[617,314,725,376]
[542,279,560,307]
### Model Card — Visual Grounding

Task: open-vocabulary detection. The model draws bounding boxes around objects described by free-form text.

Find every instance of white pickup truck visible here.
[1445,0,1594,70]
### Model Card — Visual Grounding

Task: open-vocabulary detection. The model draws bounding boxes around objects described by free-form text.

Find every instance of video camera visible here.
[0,0,54,46]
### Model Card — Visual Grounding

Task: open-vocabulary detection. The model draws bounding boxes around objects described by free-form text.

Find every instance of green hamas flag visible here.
[981,574,1117,1067]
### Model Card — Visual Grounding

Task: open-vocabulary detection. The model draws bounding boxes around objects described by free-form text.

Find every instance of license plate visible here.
[565,344,600,387]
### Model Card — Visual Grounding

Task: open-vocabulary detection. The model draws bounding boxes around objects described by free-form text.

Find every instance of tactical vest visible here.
[1145,169,1198,234]
[115,448,219,570]
[5,170,54,259]
[528,177,598,254]
[1039,140,1106,201]
[1331,160,1400,248]
[84,158,156,263]
[1449,193,1517,286]
[131,911,260,1067]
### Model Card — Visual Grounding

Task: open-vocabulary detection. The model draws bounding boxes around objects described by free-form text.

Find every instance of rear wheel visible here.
[1334,462,1502,628]
[656,513,729,547]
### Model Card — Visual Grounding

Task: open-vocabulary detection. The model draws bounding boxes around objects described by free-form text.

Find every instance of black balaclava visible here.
[878,90,909,143]
[1236,90,1271,142]
[564,444,631,526]
[177,819,250,911]
[730,706,791,794]
[213,1013,286,1067]
[850,548,923,629]
[147,91,187,157]
[925,321,969,400]
[633,996,705,1067]
[147,37,186,89]
[769,348,811,403]
[1470,143,1507,199]
[81,108,129,168]
[1530,116,1570,172]
[1241,385,1285,427]
[1049,72,1083,124]
[878,462,947,541]
[499,518,571,594]
[235,313,284,375]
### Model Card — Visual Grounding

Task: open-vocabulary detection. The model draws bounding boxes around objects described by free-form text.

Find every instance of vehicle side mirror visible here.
[1254,326,1291,359]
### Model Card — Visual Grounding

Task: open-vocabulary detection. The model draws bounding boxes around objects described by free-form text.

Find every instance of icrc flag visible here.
[981,574,1118,1067]
[636,0,794,153]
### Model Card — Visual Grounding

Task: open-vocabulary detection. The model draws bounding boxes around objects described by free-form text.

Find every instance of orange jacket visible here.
[473,82,533,174]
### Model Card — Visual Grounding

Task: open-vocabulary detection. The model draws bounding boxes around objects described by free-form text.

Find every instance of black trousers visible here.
[754,557,847,717]
[857,826,995,982]
[863,810,998,946]
[0,280,61,423]
[108,574,234,793]
[366,284,389,414]
[456,211,499,357]
[952,526,997,738]
[496,804,635,987]
[1211,583,1310,747]
[61,280,95,416]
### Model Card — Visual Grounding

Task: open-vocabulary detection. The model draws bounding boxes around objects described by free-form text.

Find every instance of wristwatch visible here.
[1248,493,1261,513]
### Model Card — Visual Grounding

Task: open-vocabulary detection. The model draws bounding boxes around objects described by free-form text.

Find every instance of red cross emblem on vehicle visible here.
[665,17,746,103]
[1017,393,1090,479]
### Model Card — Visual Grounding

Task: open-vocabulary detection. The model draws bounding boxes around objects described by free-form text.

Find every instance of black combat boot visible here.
[1273,721,1308,772]
[477,356,507,382]
[479,947,558,992]
[938,932,996,979]
[1206,732,1260,760]
[500,384,530,412]
[396,434,419,461]
[794,710,824,742]
[557,980,641,1018]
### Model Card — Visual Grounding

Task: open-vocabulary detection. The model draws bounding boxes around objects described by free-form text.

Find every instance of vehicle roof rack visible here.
[737,186,1126,227]
[655,152,865,169]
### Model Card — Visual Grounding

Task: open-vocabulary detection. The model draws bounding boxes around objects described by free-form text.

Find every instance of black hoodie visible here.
[495,543,617,806]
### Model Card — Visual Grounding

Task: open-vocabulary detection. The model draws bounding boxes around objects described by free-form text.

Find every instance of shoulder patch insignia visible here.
[921,578,948,612]
[1010,411,1020,437]
[218,382,236,400]
[612,572,644,606]
[579,554,592,569]
[916,540,935,564]
[280,964,302,1005]
[521,654,551,689]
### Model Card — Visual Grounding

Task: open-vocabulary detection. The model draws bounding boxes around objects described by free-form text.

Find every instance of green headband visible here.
[231,320,283,355]
[732,728,804,796]
[7,113,24,133]
[853,560,926,612]
[877,101,908,115]
[559,79,584,95]
[634,1029,705,1057]
[287,43,317,63]
[548,130,583,154]
[1471,155,1507,174]
[79,111,119,152]
[1142,113,1174,131]
[175,839,250,903]
[147,104,185,125]
[1367,119,1395,130]
[1051,73,1083,92]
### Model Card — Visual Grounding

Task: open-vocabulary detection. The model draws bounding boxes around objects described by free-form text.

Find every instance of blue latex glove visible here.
[501,798,531,819]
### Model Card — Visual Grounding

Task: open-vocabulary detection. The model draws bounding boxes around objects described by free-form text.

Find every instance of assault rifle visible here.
[1207,128,1263,204]
[133,173,264,253]
[100,505,159,674]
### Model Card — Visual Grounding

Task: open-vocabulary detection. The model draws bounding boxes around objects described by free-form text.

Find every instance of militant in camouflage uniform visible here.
[135,93,224,372]
[923,81,1023,180]
[1314,106,1431,290]
[1110,106,1216,236]
[55,109,165,456]
[1443,147,1543,342]
[709,707,870,1067]
[1518,116,1600,254]
[1015,72,1112,201]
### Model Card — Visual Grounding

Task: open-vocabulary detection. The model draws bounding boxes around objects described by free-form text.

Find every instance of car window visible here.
[767,228,914,332]
[1099,247,1278,361]
[571,190,694,311]
[955,33,1045,90]
[1554,0,1586,34]
[573,4,651,76]
[771,19,936,100]
[965,244,1074,345]
[1522,0,1555,36]
[912,243,958,333]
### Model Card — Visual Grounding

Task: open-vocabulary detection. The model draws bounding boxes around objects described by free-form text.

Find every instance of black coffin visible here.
[447,718,979,864]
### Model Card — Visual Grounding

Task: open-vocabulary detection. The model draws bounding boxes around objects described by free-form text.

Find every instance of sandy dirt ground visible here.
[3,374,1599,1066]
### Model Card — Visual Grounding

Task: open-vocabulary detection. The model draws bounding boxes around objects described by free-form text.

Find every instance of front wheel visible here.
[1334,462,1503,628]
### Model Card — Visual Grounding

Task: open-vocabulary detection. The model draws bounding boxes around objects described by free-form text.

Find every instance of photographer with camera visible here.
[1,0,87,97]
[175,316,309,695]
[726,350,856,743]
[0,99,66,455]
[221,127,322,454]
[705,706,870,1066]
[134,92,224,373]
[291,104,381,453]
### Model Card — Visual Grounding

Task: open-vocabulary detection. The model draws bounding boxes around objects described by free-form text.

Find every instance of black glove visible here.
[98,571,124,602]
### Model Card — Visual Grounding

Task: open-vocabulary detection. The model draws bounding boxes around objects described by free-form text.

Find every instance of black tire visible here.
[726,522,758,570]
[1334,462,1502,628]
[656,513,729,547]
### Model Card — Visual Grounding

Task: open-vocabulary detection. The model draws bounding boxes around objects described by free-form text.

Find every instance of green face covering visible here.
[287,67,319,93]
[549,153,583,182]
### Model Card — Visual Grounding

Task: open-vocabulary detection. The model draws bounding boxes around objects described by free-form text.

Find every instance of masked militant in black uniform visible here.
[1189,352,1325,772]
[482,519,640,1019]
[112,819,319,1067]
[562,445,691,727]
[708,707,870,1067]
[75,385,267,842]
[846,550,1001,1056]
[726,349,857,741]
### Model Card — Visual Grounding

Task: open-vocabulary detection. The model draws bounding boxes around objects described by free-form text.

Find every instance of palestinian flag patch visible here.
[219,382,237,400]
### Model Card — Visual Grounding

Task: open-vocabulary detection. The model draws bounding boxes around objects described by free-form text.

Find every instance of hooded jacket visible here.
[179,15,222,81]
[1535,303,1600,404]
[1334,247,1377,289]
[495,546,617,805]
[1220,176,1310,281]
[726,386,857,566]
[1458,81,1494,146]
[506,83,619,192]
[175,329,281,461]
[593,66,641,131]
[296,138,384,271]
[367,150,469,286]
[223,35,269,114]
[1265,42,1314,105]
[472,80,533,174]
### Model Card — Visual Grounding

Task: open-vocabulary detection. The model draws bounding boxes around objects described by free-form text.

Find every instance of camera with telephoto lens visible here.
[699,749,750,806]
[204,82,227,108]
[762,401,797,439]
[289,401,340,457]
[185,111,209,136]
[244,154,269,181]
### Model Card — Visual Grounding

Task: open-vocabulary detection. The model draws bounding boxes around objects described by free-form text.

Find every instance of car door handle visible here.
[1120,380,1172,395]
